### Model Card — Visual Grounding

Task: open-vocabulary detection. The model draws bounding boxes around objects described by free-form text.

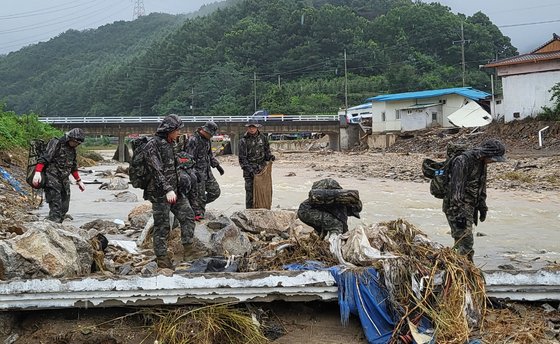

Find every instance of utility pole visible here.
[453,22,470,87]
[253,72,257,111]
[344,49,348,109]
[191,87,194,116]
[132,0,145,20]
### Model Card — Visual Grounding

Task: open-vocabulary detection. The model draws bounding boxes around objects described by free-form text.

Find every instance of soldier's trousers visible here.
[44,181,71,223]
[152,197,195,257]
[192,172,220,216]
[297,200,345,238]
[244,177,254,209]
[446,214,475,260]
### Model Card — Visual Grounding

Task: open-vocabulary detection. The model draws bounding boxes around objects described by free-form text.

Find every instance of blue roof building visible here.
[355,87,492,137]
[366,87,490,103]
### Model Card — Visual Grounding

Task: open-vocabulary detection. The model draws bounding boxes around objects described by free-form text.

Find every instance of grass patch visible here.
[502,171,534,183]
[143,304,268,344]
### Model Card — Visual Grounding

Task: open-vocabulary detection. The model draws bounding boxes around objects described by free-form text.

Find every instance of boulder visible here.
[81,219,120,234]
[128,202,152,229]
[111,191,138,202]
[194,215,252,256]
[99,177,129,190]
[0,221,93,280]
[230,209,300,235]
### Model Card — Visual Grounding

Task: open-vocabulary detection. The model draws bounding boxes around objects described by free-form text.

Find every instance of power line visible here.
[0,1,92,20]
[499,19,560,28]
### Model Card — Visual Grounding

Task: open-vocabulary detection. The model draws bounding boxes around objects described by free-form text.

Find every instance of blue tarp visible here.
[330,267,396,344]
[0,166,27,195]
[286,262,435,344]
[366,87,490,103]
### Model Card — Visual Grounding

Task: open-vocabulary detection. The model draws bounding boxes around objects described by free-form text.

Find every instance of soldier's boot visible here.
[156,255,174,269]
[183,243,206,262]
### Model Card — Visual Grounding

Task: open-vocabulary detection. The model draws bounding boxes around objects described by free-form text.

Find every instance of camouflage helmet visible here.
[478,139,506,162]
[311,178,342,190]
[66,128,85,142]
[156,114,184,134]
[176,151,195,170]
[201,121,218,136]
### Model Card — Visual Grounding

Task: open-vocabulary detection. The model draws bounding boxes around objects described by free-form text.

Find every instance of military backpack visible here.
[129,136,153,189]
[422,143,469,199]
[25,139,51,189]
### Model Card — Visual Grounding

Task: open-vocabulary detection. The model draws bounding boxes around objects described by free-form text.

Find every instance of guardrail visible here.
[39,115,340,124]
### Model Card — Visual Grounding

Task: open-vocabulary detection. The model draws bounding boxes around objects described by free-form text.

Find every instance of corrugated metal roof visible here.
[484,51,560,68]
[348,102,372,110]
[366,87,490,103]
[447,101,492,127]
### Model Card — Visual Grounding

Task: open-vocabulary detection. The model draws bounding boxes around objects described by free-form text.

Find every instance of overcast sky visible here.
[1,0,559,55]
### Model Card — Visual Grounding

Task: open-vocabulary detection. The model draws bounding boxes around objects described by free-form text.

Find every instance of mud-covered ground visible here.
[1,120,559,343]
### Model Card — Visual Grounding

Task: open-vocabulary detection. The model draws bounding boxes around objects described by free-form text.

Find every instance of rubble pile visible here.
[385,120,560,155]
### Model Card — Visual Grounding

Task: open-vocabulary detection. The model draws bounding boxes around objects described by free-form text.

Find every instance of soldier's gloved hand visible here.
[77,180,86,192]
[479,209,487,222]
[166,191,177,204]
[455,217,467,229]
[216,165,225,176]
[32,172,42,187]
[244,166,254,177]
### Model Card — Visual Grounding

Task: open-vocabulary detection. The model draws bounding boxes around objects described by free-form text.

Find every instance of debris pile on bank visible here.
[385,120,560,155]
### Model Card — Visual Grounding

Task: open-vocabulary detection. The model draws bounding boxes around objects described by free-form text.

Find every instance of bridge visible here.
[39,115,356,161]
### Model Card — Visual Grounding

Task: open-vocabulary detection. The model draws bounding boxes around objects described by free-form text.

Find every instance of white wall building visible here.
[365,87,491,133]
[485,33,560,122]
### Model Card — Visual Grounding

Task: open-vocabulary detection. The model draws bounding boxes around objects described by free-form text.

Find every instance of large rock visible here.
[128,201,152,229]
[0,221,93,280]
[194,215,252,257]
[230,209,303,235]
[99,177,129,190]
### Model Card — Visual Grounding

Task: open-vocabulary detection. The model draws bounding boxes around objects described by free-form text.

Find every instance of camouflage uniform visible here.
[176,151,198,208]
[144,115,195,258]
[183,125,221,216]
[238,128,273,209]
[38,128,83,223]
[443,139,506,260]
[297,178,362,238]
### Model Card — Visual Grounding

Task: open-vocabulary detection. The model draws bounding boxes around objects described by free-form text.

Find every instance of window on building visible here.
[381,112,386,121]
[439,99,447,105]
[496,100,502,105]
[432,112,438,121]
[395,110,401,119]
[513,112,520,118]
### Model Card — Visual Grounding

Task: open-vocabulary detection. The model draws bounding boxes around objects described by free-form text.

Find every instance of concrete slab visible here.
[1,269,559,310]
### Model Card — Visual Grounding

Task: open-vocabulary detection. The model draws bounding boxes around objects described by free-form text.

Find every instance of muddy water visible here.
[35,156,560,271]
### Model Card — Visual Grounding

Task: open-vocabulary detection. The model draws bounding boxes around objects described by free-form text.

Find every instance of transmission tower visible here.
[133,0,145,19]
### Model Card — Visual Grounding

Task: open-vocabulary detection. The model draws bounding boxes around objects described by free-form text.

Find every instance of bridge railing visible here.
[39,115,340,124]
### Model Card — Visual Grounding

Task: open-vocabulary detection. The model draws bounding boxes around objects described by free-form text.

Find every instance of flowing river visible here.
[35,154,560,271]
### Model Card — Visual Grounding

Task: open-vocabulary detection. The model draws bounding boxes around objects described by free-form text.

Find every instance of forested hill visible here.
[0,0,517,117]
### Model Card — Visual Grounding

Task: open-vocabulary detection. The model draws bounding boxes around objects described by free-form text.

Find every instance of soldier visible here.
[238,119,275,209]
[32,128,86,223]
[184,121,223,220]
[444,139,507,261]
[143,114,197,269]
[297,178,362,238]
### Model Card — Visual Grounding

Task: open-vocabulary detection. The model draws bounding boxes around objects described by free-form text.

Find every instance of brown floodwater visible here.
[35,157,560,271]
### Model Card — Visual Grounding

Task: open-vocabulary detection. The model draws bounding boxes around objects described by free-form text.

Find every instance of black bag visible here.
[129,137,153,189]
[422,158,449,199]
[422,143,469,199]
[26,139,47,189]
